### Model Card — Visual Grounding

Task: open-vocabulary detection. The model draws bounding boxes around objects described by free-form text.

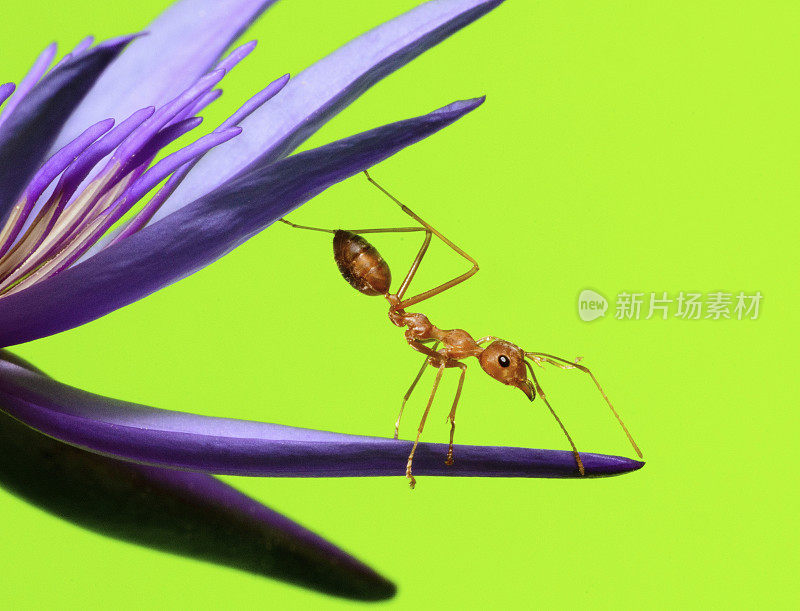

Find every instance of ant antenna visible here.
[526,352,643,458]
[524,360,585,475]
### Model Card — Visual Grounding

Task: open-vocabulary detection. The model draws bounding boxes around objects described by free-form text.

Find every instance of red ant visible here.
[280,171,642,488]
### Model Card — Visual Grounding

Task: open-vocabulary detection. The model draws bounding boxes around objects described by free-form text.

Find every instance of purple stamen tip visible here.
[216,40,258,72]
[185,89,223,118]
[219,73,290,130]
[55,107,157,199]
[0,43,58,129]
[96,32,147,50]
[128,115,205,170]
[114,69,228,163]
[72,36,95,55]
[24,117,115,203]
[125,126,242,205]
[0,83,16,106]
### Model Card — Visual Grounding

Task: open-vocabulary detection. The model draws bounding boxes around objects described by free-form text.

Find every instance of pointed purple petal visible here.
[51,0,277,153]
[0,351,395,601]
[162,0,503,221]
[0,348,643,480]
[0,98,482,347]
[0,37,136,223]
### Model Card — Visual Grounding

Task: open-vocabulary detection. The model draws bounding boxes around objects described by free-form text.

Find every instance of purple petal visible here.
[0,351,395,600]
[0,98,482,347]
[0,349,643,479]
[51,0,277,153]
[163,0,503,221]
[0,37,136,223]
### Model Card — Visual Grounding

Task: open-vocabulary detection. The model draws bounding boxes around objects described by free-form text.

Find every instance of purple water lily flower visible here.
[0,0,643,600]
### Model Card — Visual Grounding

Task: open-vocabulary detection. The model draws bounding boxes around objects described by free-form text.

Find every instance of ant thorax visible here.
[386,296,483,362]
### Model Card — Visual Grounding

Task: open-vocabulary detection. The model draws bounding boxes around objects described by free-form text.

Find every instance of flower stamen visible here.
[0,43,57,131]
[0,40,286,300]
[0,83,16,107]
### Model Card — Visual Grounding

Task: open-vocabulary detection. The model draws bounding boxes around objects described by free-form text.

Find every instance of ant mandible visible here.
[280,170,643,488]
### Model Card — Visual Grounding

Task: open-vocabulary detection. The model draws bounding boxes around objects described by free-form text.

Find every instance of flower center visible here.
[0,39,271,300]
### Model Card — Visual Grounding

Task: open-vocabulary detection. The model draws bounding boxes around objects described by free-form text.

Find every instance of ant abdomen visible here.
[333,230,391,296]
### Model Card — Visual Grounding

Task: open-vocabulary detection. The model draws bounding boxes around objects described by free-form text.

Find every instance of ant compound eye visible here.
[498,355,510,367]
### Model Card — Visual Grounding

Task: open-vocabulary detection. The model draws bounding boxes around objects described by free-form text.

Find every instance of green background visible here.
[1,1,797,608]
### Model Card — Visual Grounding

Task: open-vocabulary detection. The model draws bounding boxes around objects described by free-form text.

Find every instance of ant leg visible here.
[529,354,582,370]
[279,218,426,235]
[363,171,479,309]
[395,341,440,439]
[407,338,445,360]
[345,227,426,234]
[475,336,502,346]
[277,218,335,233]
[524,361,585,476]
[406,360,447,489]
[445,361,467,466]
[404,339,466,466]
[526,352,643,458]
[396,229,432,300]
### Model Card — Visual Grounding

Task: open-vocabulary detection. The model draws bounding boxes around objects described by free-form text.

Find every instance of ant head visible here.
[478,340,535,401]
